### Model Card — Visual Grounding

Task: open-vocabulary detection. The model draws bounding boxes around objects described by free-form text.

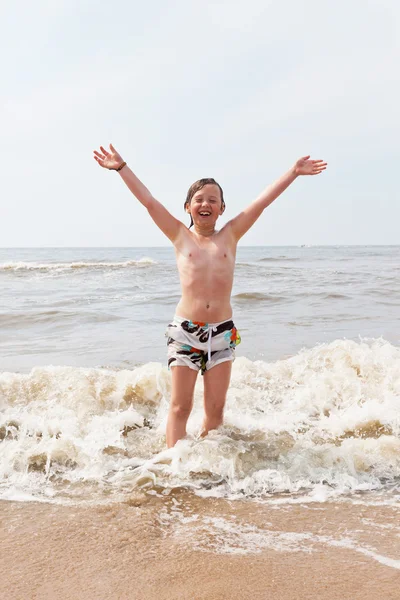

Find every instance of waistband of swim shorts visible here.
[173,315,234,327]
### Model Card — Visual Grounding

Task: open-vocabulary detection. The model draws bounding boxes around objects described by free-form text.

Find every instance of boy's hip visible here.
[165,315,241,352]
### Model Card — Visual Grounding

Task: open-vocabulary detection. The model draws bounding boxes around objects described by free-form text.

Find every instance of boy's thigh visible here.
[203,360,232,411]
[170,365,199,407]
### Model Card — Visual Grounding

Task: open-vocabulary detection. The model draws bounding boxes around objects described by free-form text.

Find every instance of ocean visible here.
[1,245,399,588]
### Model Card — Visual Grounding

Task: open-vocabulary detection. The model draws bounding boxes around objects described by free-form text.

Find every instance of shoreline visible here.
[1,494,399,600]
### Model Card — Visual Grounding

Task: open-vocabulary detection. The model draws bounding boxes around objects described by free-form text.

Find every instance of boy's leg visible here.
[166,366,198,448]
[201,361,232,437]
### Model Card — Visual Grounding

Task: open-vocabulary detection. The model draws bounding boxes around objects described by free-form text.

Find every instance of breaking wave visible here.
[0,258,157,273]
[1,338,400,505]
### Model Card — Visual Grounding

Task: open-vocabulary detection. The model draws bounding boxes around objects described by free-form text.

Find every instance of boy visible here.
[94,144,327,447]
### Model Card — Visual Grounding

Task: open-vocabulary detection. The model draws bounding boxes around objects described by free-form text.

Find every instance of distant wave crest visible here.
[258,256,300,262]
[0,257,157,272]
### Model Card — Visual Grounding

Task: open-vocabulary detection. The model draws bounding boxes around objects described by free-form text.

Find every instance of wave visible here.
[233,292,287,303]
[0,310,122,328]
[1,338,399,505]
[232,291,351,303]
[258,257,300,262]
[0,258,157,273]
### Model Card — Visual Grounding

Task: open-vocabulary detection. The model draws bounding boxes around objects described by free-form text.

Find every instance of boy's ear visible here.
[185,202,191,214]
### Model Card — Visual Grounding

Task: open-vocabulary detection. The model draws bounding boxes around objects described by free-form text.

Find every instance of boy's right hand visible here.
[93,144,125,170]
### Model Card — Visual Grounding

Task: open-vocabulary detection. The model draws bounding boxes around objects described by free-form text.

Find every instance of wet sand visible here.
[1,494,399,600]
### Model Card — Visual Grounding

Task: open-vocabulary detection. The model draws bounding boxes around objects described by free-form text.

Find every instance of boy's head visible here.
[184,178,225,229]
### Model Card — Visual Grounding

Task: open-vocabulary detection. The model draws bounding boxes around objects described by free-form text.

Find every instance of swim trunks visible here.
[165,316,241,375]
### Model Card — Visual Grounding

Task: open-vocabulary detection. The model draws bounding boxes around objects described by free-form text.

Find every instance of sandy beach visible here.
[1,493,399,600]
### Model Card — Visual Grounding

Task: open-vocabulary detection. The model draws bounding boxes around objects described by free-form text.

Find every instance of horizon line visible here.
[1,244,399,250]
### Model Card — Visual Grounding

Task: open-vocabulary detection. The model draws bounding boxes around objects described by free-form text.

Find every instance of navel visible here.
[206,303,210,309]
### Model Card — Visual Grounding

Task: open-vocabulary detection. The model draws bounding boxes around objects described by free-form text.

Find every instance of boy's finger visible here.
[94,150,104,158]
[110,143,117,153]
[94,157,103,166]
[100,146,109,156]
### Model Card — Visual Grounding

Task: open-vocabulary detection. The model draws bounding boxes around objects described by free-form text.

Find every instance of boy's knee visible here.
[170,400,192,420]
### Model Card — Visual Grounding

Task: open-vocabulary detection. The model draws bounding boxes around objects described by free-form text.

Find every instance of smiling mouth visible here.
[199,212,211,216]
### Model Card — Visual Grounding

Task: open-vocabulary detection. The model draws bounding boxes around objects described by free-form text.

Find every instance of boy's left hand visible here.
[295,156,327,176]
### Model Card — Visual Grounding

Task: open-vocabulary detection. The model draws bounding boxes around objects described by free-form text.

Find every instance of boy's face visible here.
[186,184,224,226]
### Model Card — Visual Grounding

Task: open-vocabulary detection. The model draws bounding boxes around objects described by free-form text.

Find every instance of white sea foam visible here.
[0,257,156,272]
[163,511,400,569]
[1,338,400,504]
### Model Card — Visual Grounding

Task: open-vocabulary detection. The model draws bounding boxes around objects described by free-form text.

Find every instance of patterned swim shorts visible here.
[165,315,241,375]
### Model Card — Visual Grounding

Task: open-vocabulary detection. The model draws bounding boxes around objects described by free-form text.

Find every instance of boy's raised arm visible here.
[227,156,327,242]
[94,144,183,243]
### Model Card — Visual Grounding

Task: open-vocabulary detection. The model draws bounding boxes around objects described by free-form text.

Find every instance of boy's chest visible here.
[179,242,235,268]
[175,231,237,274]
[190,245,228,261]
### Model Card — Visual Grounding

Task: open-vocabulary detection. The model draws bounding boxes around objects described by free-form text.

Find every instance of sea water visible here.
[1,246,399,507]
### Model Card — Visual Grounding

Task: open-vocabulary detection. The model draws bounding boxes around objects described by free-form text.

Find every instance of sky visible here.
[1,0,399,247]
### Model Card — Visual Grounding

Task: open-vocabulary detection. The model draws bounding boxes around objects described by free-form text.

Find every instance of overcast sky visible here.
[1,0,399,247]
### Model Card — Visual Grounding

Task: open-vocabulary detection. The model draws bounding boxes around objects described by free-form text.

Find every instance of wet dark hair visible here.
[184,178,225,228]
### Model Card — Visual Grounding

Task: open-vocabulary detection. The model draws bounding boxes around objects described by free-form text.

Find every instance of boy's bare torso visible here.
[174,225,237,323]
[93,145,327,325]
